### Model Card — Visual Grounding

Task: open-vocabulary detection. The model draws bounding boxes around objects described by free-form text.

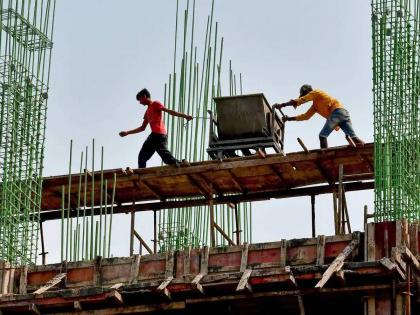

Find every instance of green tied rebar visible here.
[372,0,420,222]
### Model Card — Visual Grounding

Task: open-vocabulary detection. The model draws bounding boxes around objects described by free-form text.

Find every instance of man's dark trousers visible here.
[138,133,178,168]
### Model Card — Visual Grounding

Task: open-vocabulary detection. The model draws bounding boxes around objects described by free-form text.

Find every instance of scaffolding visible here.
[0,1,56,265]
[372,0,420,222]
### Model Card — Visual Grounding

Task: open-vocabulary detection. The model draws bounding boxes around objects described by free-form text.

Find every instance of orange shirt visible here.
[144,101,167,134]
[293,89,344,121]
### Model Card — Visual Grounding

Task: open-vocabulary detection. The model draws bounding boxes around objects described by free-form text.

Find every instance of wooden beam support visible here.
[228,169,245,193]
[129,255,141,284]
[133,230,153,255]
[315,236,359,288]
[135,179,161,201]
[269,164,289,188]
[187,174,211,197]
[33,273,66,294]
[397,246,420,274]
[236,269,253,292]
[214,222,236,246]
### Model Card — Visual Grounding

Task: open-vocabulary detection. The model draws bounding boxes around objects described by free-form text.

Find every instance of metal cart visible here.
[207,93,285,160]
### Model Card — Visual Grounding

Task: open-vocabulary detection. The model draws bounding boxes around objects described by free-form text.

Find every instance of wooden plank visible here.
[0,261,9,294]
[280,239,287,267]
[366,223,376,261]
[379,257,405,280]
[157,276,173,291]
[133,230,153,255]
[297,295,305,315]
[33,273,66,294]
[136,179,162,200]
[214,222,235,246]
[7,267,15,294]
[19,266,28,294]
[41,144,373,188]
[409,224,419,257]
[227,170,245,193]
[129,255,141,284]
[315,237,359,288]
[40,145,374,216]
[236,269,252,292]
[93,256,102,286]
[240,243,249,272]
[398,246,420,274]
[52,302,186,315]
[183,247,191,277]
[316,235,326,265]
[186,174,211,197]
[165,251,174,279]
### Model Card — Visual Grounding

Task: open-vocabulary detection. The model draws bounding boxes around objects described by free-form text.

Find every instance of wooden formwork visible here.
[0,221,419,314]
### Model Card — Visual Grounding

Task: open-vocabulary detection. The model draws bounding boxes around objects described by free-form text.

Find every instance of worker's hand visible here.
[185,115,193,121]
[273,103,286,108]
[119,131,128,137]
[282,115,296,122]
[289,99,298,109]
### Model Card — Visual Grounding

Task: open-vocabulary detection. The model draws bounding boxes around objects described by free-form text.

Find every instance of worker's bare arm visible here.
[162,108,193,120]
[119,119,148,137]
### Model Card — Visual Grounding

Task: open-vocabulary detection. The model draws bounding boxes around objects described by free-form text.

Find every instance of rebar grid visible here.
[0,0,56,266]
[372,0,420,222]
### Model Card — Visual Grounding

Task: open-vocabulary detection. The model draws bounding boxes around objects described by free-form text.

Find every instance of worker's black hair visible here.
[136,88,151,100]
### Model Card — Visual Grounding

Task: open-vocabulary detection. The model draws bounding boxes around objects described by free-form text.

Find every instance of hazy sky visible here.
[43,0,373,263]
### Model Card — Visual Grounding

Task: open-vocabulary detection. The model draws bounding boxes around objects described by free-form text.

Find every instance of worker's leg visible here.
[319,109,341,148]
[337,109,365,146]
[138,134,158,168]
[155,134,179,165]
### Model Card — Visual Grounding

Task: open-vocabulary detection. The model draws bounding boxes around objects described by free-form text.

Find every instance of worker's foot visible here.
[181,159,190,166]
[351,137,365,147]
[174,159,190,168]
[319,137,328,149]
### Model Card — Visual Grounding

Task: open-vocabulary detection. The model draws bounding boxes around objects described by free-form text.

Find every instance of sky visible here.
[42,0,373,263]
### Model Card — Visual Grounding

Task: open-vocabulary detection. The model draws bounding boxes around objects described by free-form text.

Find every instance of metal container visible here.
[213,93,272,140]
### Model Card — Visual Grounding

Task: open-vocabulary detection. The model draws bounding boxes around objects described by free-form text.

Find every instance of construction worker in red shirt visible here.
[277,85,364,148]
[119,88,192,168]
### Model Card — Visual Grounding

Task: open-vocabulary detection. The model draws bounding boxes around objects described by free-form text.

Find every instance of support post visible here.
[333,191,338,235]
[153,210,157,254]
[234,203,241,245]
[209,184,216,248]
[338,164,344,234]
[311,195,316,237]
[130,211,135,256]
[39,220,48,265]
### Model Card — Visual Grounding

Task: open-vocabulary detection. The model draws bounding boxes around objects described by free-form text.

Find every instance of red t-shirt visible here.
[145,101,167,134]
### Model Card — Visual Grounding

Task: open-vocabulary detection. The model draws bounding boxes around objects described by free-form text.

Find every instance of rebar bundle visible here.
[60,140,116,262]
[158,0,252,251]
[0,0,56,265]
[372,0,420,221]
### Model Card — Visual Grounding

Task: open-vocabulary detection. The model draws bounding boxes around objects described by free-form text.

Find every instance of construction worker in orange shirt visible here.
[276,84,364,149]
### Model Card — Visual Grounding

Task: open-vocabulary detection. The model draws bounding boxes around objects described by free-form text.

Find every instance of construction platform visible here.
[0,220,419,314]
[40,143,374,221]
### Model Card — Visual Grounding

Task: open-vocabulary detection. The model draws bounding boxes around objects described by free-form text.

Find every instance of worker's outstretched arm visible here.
[119,117,148,137]
[162,108,193,120]
[284,106,317,122]
[276,91,318,109]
